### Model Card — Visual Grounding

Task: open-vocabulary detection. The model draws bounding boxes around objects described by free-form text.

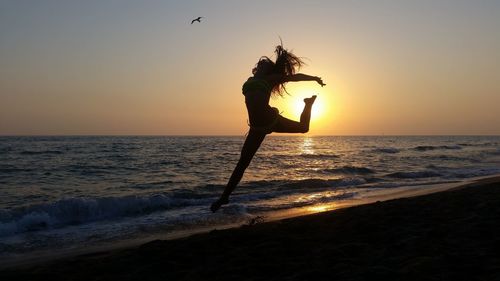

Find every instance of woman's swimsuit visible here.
[242,79,272,94]
[242,78,279,133]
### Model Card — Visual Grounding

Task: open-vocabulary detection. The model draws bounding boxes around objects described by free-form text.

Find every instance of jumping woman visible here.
[211,43,326,212]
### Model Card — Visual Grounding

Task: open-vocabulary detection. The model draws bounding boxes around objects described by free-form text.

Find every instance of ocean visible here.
[1,135,500,262]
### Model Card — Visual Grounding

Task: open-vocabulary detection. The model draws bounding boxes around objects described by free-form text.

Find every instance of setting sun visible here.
[270,83,332,133]
[291,94,326,121]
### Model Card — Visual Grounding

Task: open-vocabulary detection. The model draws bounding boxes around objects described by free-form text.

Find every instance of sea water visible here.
[1,136,500,261]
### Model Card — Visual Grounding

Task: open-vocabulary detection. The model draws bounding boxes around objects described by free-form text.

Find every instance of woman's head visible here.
[252,57,274,76]
[253,42,305,97]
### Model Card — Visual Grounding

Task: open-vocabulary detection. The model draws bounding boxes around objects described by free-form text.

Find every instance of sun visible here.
[291,95,325,121]
[269,84,332,131]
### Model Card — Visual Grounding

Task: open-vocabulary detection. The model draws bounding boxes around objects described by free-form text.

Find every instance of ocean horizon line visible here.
[1,134,500,137]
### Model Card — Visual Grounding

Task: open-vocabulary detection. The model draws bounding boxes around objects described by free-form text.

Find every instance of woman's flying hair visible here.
[271,41,305,97]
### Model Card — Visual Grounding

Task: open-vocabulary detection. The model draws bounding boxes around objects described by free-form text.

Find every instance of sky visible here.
[1,0,499,135]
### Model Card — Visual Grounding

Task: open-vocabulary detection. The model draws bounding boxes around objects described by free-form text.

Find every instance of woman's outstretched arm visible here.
[284,73,325,86]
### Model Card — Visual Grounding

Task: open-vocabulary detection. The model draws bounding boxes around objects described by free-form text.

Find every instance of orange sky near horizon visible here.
[1,1,499,135]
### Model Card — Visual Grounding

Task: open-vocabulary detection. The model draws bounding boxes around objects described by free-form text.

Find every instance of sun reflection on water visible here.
[306,204,333,213]
[300,137,314,155]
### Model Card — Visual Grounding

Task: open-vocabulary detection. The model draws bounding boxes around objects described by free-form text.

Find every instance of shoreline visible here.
[262,179,468,222]
[0,177,475,270]
[1,174,499,277]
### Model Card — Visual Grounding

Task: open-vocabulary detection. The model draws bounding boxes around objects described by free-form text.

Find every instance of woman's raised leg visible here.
[273,95,316,133]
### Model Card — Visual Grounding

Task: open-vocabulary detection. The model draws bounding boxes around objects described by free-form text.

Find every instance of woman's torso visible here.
[242,77,277,126]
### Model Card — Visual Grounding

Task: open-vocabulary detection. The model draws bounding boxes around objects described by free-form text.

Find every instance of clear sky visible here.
[1,0,499,135]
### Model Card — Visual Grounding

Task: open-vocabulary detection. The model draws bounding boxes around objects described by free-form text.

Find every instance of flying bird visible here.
[191,17,203,24]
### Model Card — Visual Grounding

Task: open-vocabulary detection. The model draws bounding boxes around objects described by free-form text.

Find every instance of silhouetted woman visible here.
[211,43,325,212]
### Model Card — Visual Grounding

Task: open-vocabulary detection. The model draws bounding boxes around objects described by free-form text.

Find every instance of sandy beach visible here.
[1,176,499,281]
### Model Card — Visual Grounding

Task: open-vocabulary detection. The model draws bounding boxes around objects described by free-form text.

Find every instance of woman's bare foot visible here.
[210,197,229,213]
[304,95,317,106]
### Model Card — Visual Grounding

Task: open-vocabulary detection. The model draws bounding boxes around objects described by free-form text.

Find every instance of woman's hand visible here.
[316,77,326,87]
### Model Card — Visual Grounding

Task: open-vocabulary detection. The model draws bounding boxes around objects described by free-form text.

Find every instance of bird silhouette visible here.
[191,17,203,24]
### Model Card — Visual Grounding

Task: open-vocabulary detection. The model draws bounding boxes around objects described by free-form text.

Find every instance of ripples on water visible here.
[1,136,499,259]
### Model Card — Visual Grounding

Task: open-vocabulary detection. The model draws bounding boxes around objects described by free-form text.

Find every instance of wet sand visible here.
[1,177,499,280]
